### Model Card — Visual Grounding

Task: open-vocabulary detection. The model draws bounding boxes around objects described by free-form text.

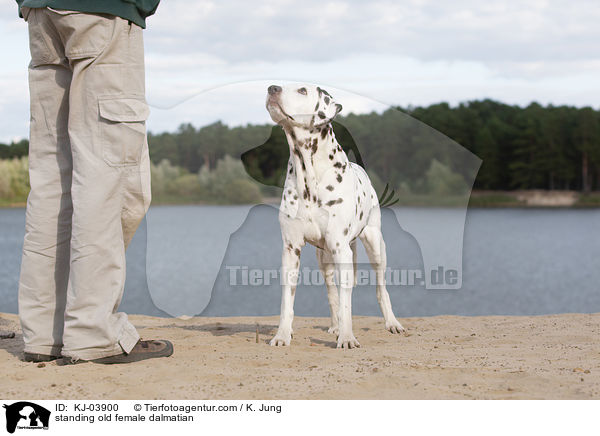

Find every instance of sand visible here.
[1,312,598,399]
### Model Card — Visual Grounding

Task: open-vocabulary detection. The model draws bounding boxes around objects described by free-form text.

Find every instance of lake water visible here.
[1,205,599,318]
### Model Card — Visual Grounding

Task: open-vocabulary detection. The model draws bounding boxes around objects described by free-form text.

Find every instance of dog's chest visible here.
[279,136,375,248]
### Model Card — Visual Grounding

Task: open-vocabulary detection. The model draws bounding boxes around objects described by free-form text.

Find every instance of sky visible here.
[1,0,599,142]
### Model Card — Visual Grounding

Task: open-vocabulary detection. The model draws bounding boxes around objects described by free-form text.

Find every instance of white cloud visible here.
[1,0,599,141]
[145,0,600,65]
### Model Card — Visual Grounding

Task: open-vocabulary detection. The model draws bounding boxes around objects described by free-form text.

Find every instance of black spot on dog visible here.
[317,111,326,119]
[325,198,344,207]
[329,154,334,160]
[294,248,301,257]
[293,195,298,200]
[324,96,330,105]
[326,185,334,191]
[318,199,322,207]
[360,211,363,219]
[343,228,348,235]
[333,162,342,169]
[314,102,320,111]
[336,174,343,183]
[321,128,328,139]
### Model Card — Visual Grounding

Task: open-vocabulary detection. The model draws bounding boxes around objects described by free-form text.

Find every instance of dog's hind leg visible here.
[270,241,303,346]
[317,248,339,335]
[360,224,405,334]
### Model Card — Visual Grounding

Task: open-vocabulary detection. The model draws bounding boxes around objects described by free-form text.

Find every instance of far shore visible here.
[1,312,598,399]
[0,201,26,208]
[2,190,600,209]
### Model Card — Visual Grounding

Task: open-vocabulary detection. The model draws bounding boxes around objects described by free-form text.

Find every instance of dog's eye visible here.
[297,87,307,95]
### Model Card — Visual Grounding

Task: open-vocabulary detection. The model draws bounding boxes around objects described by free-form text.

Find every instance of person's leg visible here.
[18,7,73,360]
[51,10,152,360]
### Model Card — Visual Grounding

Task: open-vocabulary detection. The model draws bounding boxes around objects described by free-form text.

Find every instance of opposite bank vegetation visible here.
[2,99,600,207]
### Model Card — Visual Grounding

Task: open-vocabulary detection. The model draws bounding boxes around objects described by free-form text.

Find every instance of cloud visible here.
[145,0,600,66]
[1,0,599,141]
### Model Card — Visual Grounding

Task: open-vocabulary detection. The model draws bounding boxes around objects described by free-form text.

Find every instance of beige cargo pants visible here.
[18,7,151,360]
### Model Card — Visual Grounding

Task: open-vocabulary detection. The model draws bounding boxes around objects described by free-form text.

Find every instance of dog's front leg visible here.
[317,248,339,335]
[270,245,301,346]
[334,245,360,349]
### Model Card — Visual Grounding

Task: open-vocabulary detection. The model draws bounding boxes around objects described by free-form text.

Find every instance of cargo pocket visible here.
[99,97,150,167]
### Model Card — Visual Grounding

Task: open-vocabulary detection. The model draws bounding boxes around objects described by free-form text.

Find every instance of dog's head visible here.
[266,84,342,129]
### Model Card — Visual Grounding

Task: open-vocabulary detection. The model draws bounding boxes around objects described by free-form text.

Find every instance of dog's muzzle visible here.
[266,85,282,108]
[266,85,296,123]
[268,85,282,95]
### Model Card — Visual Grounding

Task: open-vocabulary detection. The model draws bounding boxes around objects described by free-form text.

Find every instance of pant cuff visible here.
[118,322,140,354]
[61,324,140,360]
[23,344,62,357]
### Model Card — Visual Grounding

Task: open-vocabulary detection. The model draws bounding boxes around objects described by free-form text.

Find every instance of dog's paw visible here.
[269,330,292,346]
[385,319,405,334]
[327,325,339,335]
[336,332,360,349]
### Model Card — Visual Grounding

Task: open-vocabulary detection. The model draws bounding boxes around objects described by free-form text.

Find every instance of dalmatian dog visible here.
[265,84,405,349]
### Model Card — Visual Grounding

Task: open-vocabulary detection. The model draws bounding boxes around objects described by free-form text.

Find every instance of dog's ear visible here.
[315,89,342,126]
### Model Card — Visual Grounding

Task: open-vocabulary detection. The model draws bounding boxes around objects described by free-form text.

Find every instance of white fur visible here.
[266,84,404,349]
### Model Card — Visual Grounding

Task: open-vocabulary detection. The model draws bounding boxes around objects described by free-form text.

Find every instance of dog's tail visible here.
[378,183,399,208]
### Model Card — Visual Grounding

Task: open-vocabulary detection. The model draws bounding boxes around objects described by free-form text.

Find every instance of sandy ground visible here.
[1,312,599,399]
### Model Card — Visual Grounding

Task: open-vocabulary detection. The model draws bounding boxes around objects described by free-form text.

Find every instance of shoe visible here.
[57,339,173,365]
[23,353,60,363]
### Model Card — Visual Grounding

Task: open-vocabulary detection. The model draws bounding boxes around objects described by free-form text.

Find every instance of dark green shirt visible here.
[16,0,160,28]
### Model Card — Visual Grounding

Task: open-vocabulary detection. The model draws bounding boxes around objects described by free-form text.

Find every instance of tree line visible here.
[2,99,599,193]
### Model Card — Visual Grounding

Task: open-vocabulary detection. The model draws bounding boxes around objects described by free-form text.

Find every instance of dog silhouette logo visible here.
[3,402,50,433]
